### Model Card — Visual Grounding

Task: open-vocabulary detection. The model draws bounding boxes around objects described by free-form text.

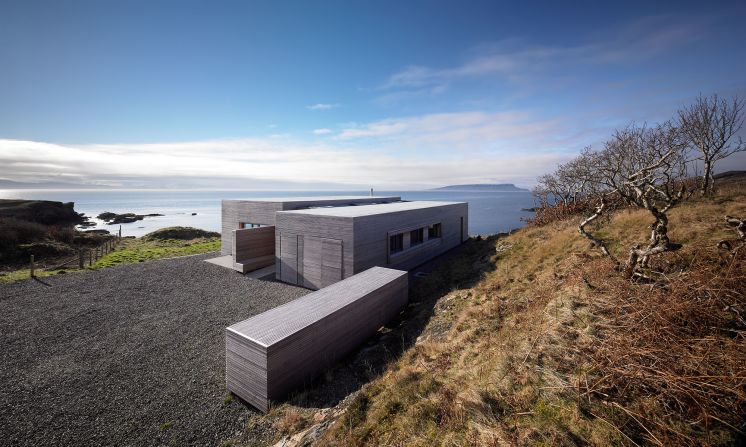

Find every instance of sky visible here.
[1,0,745,190]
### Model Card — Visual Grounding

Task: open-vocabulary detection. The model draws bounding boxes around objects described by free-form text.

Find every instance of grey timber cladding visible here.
[274,201,468,287]
[354,202,468,272]
[233,226,275,261]
[232,226,275,273]
[275,213,356,288]
[225,266,408,412]
[221,196,400,255]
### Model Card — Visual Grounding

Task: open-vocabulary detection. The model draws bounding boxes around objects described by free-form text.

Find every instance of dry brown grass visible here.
[581,249,746,446]
[312,181,746,446]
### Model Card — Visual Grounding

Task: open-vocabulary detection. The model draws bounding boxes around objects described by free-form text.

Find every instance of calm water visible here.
[0,189,536,237]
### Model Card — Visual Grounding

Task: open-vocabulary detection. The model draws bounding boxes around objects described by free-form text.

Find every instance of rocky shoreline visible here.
[96,211,164,225]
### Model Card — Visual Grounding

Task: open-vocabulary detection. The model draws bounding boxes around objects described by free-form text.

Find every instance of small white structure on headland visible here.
[219,195,468,289]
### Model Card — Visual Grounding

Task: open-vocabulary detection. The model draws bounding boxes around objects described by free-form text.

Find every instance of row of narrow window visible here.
[239,222,265,229]
[390,223,441,254]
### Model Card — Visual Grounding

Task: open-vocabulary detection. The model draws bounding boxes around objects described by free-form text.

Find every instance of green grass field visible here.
[0,236,220,283]
[91,237,220,268]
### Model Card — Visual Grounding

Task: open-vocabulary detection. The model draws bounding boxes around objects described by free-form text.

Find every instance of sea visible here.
[0,189,537,238]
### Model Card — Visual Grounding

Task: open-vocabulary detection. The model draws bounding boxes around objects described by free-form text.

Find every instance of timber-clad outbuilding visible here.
[220,196,468,289]
[225,266,408,412]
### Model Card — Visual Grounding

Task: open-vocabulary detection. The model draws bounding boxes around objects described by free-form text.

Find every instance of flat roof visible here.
[223,195,400,203]
[278,200,465,218]
[227,267,407,347]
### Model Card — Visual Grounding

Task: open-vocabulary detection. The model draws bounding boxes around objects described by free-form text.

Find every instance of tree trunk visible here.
[624,211,681,278]
[701,159,713,196]
[578,196,618,264]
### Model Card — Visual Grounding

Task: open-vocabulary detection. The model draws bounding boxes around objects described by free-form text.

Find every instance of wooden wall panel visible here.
[279,233,299,284]
[225,267,408,412]
[233,226,275,260]
[302,236,322,289]
[301,237,343,289]
[232,226,276,273]
[352,202,468,273]
[321,239,343,287]
[275,214,354,288]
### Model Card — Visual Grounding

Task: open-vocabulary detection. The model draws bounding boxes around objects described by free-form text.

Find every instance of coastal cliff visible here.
[0,199,85,226]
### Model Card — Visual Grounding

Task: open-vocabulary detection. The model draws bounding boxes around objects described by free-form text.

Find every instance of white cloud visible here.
[306,103,340,111]
[334,111,566,154]
[0,108,576,189]
[0,140,566,189]
[313,128,333,135]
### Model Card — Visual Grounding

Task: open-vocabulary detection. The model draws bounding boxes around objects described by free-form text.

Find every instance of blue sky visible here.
[1,0,745,189]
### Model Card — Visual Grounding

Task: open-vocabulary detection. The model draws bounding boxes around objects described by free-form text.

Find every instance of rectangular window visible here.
[390,233,404,253]
[410,228,424,246]
[428,223,442,239]
[240,222,263,229]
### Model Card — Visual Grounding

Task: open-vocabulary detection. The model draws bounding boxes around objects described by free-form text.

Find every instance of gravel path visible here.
[0,253,308,446]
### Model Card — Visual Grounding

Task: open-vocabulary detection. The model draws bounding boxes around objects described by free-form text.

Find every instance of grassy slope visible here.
[0,237,220,283]
[303,183,746,446]
[91,237,220,268]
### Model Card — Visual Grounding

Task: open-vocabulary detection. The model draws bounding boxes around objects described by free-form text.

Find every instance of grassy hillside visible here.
[259,182,746,447]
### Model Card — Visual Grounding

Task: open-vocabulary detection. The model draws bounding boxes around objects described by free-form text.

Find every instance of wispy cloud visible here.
[335,111,566,154]
[380,14,710,95]
[312,128,333,135]
[306,103,340,111]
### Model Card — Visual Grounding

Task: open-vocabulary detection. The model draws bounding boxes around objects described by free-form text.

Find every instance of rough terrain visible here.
[0,253,307,446]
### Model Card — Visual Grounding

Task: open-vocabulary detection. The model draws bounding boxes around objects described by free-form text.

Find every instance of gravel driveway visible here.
[0,253,308,446]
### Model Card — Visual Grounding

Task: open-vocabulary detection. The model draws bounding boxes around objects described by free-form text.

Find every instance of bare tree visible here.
[576,123,691,278]
[533,147,598,208]
[618,124,689,278]
[678,94,745,195]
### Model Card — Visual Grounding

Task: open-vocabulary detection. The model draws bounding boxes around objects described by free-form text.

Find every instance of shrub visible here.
[0,218,48,251]
[524,198,598,227]
[47,225,76,244]
[143,226,220,241]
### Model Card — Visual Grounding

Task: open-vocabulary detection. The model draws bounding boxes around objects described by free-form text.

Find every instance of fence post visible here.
[89,249,93,266]
[79,249,84,268]
[119,225,122,240]
[30,255,35,278]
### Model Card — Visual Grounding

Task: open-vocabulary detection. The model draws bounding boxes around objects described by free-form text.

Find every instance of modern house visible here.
[221,196,468,410]
[218,196,468,289]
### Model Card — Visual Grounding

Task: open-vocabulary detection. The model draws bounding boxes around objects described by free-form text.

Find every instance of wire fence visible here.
[29,232,123,278]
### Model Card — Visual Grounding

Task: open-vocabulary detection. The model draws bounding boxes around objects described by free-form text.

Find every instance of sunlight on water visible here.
[0,189,536,237]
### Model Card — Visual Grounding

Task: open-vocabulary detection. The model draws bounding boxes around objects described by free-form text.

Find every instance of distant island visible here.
[431,183,529,192]
[0,179,98,189]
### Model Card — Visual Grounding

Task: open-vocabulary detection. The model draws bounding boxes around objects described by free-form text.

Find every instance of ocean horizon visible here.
[0,189,536,237]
